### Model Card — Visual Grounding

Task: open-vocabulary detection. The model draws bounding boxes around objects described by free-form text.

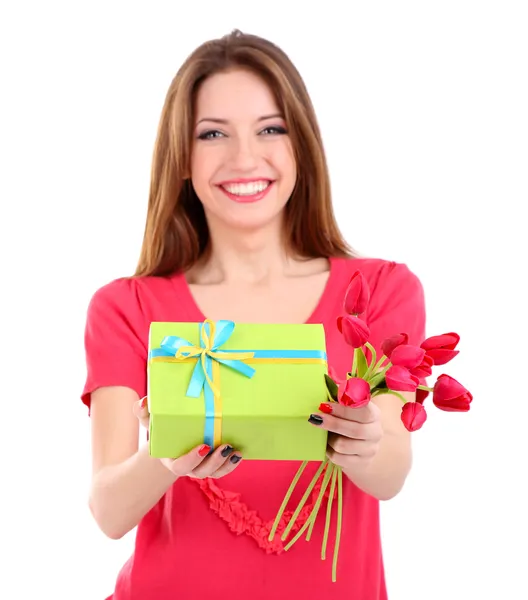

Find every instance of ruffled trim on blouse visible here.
[193,473,336,554]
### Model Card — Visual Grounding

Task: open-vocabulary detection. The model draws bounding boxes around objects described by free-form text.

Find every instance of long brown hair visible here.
[135,30,354,277]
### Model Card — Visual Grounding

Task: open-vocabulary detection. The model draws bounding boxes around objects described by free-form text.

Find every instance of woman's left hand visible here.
[309,402,384,471]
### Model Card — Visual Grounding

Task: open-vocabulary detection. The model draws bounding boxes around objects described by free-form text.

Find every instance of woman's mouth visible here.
[217,179,273,203]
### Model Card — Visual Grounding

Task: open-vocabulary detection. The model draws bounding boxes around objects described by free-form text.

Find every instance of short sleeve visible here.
[366,261,426,356]
[81,278,149,412]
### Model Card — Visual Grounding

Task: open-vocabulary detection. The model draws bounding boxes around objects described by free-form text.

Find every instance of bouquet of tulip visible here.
[269,270,472,582]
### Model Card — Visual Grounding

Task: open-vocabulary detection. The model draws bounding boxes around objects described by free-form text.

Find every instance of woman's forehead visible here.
[195,70,281,122]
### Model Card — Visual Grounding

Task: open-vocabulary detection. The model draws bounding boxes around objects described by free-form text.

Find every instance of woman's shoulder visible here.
[85,272,183,324]
[90,272,180,304]
[333,255,422,289]
[336,257,423,300]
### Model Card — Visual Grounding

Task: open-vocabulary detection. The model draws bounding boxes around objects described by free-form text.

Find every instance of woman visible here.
[82,29,425,600]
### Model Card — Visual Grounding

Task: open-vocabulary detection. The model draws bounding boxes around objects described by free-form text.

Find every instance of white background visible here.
[1,1,526,599]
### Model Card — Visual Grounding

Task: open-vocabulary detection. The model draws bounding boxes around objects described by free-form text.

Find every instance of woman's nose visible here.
[228,137,259,171]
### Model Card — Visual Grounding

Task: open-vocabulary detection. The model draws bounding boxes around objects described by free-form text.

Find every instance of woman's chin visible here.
[208,207,286,235]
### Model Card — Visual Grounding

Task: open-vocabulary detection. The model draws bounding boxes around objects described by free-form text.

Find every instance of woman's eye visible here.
[260,126,288,135]
[197,130,225,140]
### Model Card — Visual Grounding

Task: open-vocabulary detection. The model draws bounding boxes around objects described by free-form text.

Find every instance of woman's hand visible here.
[133,396,243,480]
[309,402,383,472]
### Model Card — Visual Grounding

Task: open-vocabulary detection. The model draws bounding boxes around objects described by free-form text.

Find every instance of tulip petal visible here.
[401,402,427,431]
[344,271,370,315]
[385,365,420,392]
[421,332,460,351]
[425,348,460,366]
[421,332,460,365]
[381,333,409,358]
[390,345,426,369]
[410,355,434,379]
[338,377,371,407]
[415,388,429,404]
[337,315,370,348]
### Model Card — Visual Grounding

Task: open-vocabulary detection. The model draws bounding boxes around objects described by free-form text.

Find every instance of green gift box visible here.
[147,319,329,461]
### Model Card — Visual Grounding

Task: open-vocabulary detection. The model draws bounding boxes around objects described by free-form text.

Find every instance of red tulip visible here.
[420,332,460,366]
[385,365,420,392]
[344,270,370,315]
[338,377,371,407]
[415,387,430,404]
[381,333,409,358]
[390,345,426,369]
[401,402,427,431]
[433,374,472,411]
[410,354,434,379]
[337,315,370,348]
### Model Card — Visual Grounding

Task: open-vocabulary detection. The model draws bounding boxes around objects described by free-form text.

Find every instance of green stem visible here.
[417,384,434,392]
[374,355,389,373]
[363,342,377,379]
[281,460,328,542]
[351,348,357,377]
[379,363,391,377]
[268,460,308,542]
[321,465,338,560]
[372,389,408,403]
[305,460,334,541]
[283,462,333,551]
[332,468,344,583]
[369,362,392,388]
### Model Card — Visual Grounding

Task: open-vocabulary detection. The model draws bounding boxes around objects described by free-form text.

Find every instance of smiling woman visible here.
[134,29,351,278]
[81,28,427,600]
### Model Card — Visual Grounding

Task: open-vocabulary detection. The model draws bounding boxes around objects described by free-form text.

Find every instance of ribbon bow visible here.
[157,319,256,399]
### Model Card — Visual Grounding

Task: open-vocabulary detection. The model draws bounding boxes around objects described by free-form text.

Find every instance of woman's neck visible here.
[187,221,317,285]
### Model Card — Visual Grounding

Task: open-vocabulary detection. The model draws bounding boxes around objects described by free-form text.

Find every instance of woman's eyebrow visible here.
[196,113,284,126]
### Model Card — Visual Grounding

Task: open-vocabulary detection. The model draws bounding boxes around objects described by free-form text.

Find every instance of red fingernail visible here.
[198,444,211,457]
[319,403,333,414]
[140,396,148,408]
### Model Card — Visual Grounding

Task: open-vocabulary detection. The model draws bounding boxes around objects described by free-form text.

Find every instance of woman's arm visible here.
[88,386,179,539]
[342,392,413,501]
[88,386,244,539]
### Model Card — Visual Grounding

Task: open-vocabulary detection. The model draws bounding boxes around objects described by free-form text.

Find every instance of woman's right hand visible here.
[133,397,243,480]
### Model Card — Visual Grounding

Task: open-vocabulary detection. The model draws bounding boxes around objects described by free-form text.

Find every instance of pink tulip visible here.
[401,402,427,431]
[433,374,472,412]
[338,377,371,407]
[381,333,409,358]
[410,354,434,379]
[343,270,370,315]
[385,365,420,392]
[337,315,370,348]
[420,332,460,366]
[390,344,426,369]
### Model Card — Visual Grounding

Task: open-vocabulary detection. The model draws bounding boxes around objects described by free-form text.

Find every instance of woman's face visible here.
[190,68,297,234]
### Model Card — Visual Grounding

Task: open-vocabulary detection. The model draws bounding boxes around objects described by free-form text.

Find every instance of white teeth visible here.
[222,181,270,196]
